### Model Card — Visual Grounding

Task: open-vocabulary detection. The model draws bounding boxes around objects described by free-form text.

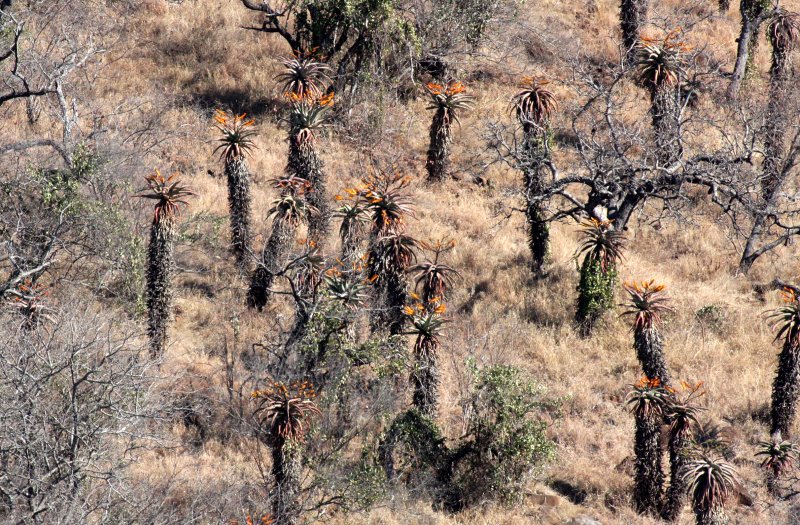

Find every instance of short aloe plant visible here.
[405,300,448,416]
[757,439,798,496]
[683,456,737,525]
[253,380,321,525]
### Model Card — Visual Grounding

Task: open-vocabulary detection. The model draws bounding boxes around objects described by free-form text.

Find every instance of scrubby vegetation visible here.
[8,0,800,524]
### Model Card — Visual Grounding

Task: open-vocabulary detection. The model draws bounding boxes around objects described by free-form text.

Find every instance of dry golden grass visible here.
[84,0,800,522]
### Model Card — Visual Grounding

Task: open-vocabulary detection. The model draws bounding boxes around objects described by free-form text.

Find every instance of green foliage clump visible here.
[379,362,557,511]
[576,257,618,329]
[452,363,557,506]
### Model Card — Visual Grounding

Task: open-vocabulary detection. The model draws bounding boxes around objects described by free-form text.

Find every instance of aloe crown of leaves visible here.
[287,92,335,143]
[370,233,418,274]
[576,218,626,271]
[355,171,415,235]
[136,170,193,224]
[404,300,448,339]
[636,29,690,89]
[213,109,257,162]
[324,266,368,309]
[626,377,669,418]
[276,55,332,101]
[426,81,474,125]
[683,456,737,512]
[252,380,321,443]
[766,288,800,347]
[664,381,705,439]
[511,76,558,128]
[756,439,798,476]
[768,9,800,53]
[621,279,675,330]
[410,239,459,300]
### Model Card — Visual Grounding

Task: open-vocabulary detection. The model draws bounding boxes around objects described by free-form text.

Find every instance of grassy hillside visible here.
[5,0,800,523]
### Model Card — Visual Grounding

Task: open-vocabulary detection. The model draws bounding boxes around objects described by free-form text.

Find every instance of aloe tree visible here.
[662,383,704,522]
[757,439,797,496]
[286,94,333,247]
[766,288,800,441]
[636,32,688,166]
[136,170,193,357]
[762,9,799,198]
[621,0,649,62]
[684,456,737,525]
[621,280,675,385]
[425,81,474,183]
[406,302,448,417]
[511,77,558,274]
[575,219,626,334]
[627,378,668,515]
[253,380,321,525]
[213,109,256,268]
[247,176,310,310]
[278,56,333,247]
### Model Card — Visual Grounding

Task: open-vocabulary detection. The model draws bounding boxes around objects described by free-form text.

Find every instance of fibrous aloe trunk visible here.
[634,327,671,385]
[271,438,302,525]
[247,218,297,310]
[385,270,408,336]
[762,36,792,199]
[621,0,649,61]
[662,432,691,522]
[693,504,728,525]
[146,215,175,358]
[651,84,683,166]
[225,156,252,268]
[289,136,329,247]
[426,108,451,182]
[411,339,440,417]
[770,339,800,440]
[521,125,550,274]
[633,411,664,515]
